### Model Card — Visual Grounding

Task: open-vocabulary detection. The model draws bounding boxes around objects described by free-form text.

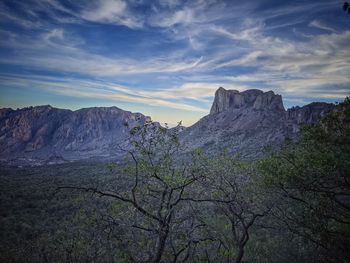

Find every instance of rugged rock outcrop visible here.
[0,88,336,163]
[285,102,335,133]
[181,88,334,158]
[0,105,151,163]
[210,88,284,114]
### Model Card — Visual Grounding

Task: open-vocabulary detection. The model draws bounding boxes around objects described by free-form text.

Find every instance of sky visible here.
[0,0,349,126]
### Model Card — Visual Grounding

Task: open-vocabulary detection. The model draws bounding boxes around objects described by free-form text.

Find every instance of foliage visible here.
[1,100,349,262]
[0,162,120,262]
[258,98,350,263]
[187,151,271,263]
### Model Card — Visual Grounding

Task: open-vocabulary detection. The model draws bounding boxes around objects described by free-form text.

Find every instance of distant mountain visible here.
[0,105,151,164]
[180,87,334,158]
[0,88,335,164]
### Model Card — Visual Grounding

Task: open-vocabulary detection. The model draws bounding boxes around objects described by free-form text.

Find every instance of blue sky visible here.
[0,0,349,125]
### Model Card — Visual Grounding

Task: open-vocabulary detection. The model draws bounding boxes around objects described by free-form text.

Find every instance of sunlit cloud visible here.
[0,0,349,124]
[0,74,209,113]
[80,0,143,29]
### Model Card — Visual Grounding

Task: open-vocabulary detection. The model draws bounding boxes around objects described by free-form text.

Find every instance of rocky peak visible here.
[210,87,284,115]
[285,102,335,133]
[0,105,152,162]
[0,92,336,163]
[182,87,336,159]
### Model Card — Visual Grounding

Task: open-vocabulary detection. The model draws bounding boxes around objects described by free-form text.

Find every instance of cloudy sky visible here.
[0,0,349,125]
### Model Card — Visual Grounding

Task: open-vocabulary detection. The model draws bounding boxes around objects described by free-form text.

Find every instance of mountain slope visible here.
[0,88,335,163]
[0,105,151,162]
[181,88,334,158]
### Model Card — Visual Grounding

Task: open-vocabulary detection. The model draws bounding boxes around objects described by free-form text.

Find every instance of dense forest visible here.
[1,99,349,263]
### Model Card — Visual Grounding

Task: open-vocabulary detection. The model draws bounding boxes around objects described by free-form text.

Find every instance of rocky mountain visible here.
[180,87,334,158]
[0,88,335,164]
[0,105,151,163]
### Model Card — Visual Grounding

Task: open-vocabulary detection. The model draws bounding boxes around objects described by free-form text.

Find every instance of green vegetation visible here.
[258,98,350,263]
[0,162,122,262]
[1,99,349,262]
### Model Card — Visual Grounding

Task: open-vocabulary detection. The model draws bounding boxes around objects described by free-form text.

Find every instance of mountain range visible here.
[181,88,334,158]
[0,88,335,164]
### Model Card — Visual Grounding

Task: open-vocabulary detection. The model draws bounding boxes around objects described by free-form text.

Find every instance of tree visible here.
[60,122,208,262]
[183,151,271,263]
[258,98,350,262]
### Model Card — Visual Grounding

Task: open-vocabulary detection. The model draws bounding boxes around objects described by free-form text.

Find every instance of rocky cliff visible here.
[0,105,151,163]
[0,88,335,163]
[210,87,285,114]
[181,87,334,158]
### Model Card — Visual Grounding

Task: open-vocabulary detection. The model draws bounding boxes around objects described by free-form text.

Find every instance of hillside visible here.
[0,88,335,163]
[181,88,334,158]
[0,106,151,163]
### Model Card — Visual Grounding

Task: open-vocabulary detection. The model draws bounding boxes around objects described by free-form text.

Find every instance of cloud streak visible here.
[0,0,349,125]
[81,0,143,29]
[0,74,209,113]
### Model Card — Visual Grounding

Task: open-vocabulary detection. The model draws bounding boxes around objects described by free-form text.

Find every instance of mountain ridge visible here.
[0,88,335,163]
[0,105,152,164]
[180,87,334,158]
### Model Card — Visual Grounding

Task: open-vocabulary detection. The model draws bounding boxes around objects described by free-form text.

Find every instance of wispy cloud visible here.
[133,82,252,103]
[150,7,195,27]
[0,27,205,76]
[309,20,338,33]
[0,74,209,113]
[80,0,143,29]
[0,0,349,124]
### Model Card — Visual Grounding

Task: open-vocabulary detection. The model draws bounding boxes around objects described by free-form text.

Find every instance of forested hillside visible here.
[1,98,349,263]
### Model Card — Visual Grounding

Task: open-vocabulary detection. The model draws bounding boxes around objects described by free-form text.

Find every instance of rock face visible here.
[285,102,334,133]
[0,105,151,163]
[210,88,284,114]
[0,88,336,163]
[181,88,334,158]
